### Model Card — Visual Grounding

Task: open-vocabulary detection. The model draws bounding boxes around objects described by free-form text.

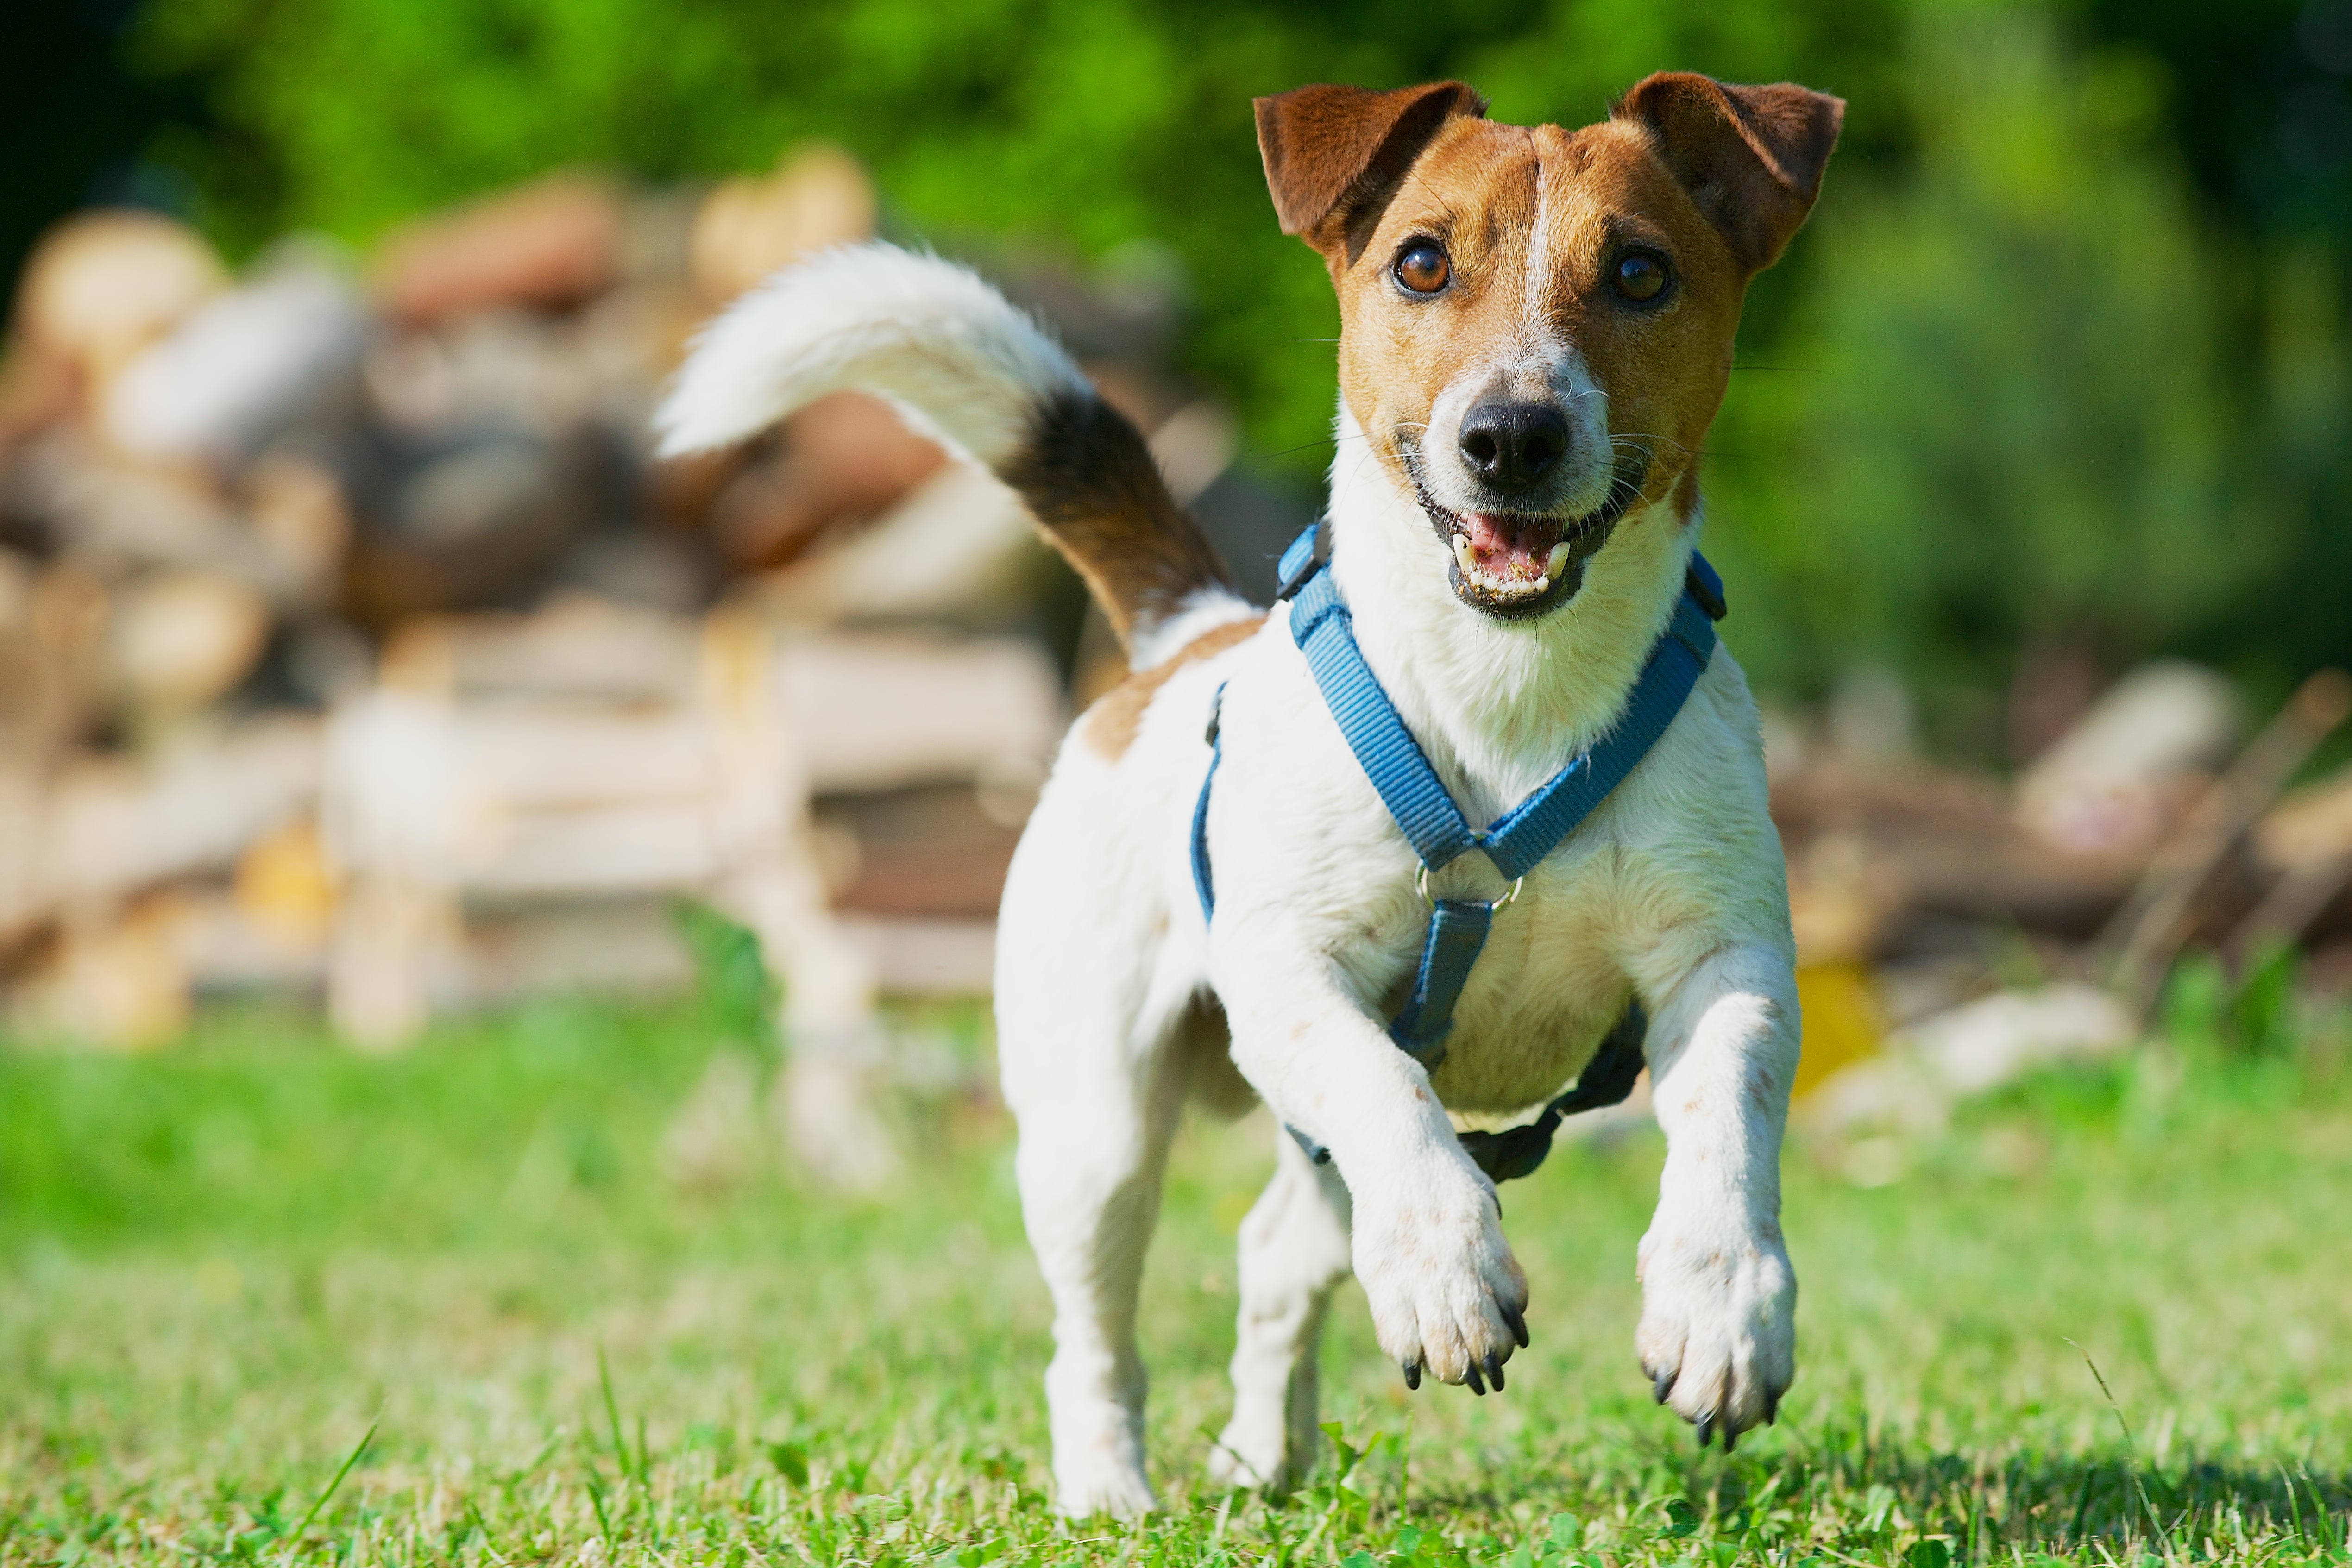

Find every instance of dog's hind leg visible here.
[1007,1027,1183,1517]
[999,858,1191,1518]
[1209,1126,1353,1492]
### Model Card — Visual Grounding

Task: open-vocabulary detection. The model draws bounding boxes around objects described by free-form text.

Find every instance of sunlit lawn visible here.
[1,982,2348,1566]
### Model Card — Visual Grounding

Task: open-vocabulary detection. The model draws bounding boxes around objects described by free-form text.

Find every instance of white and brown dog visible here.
[659,72,1842,1516]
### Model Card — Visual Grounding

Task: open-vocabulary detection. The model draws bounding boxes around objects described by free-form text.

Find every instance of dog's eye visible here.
[1393,242,1450,295]
[1612,251,1671,304]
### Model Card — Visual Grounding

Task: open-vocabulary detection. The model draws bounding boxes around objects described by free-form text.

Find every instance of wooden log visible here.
[702,392,947,569]
[377,593,700,702]
[11,211,226,416]
[101,568,272,721]
[1770,761,2139,938]
[777,627,1064,795]
[747,461,1047,626]
[38,714,321,909]
[375,174,623,326]
[0,556,106,771]
[2231,763,2352,960]
[688,144,874,307]
[5,897,192,1047]
[2095,669,2352,1009]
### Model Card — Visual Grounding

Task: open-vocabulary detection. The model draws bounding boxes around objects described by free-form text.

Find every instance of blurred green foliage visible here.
[672,902,777,1043]
[101,0,2352,747]
[126,0,1902,494]
[1708,10,2352,748]
[2162,943,2308,1060]
[1708,14,2244,739]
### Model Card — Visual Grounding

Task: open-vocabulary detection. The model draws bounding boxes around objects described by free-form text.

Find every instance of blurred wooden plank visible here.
[778,628,1063,794]
[38,715,321,907]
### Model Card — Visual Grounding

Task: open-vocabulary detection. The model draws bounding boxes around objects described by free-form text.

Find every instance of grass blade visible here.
[585,1472,614,1549]
[2267,1467,2305,1551]
[597,1347,634,1484]
[2067,1339,2168,1552]
[288,1417,378,1546]
[2069,1463,2100,1545]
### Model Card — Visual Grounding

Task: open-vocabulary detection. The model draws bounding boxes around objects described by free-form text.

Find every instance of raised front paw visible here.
[1634,1213,1795,1449]
[1352,1157,1529,1394]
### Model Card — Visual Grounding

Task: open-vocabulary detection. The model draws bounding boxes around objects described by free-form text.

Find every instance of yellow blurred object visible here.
[10,899,192,1048]
[689,143,876,305]
[1792,960,1883,1098]
[234,817,338,944]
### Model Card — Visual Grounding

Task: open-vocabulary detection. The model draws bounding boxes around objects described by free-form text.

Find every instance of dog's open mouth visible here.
[1410,458,1648,619]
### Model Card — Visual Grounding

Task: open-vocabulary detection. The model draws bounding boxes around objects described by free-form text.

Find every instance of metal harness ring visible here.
[1414,863,1523,910]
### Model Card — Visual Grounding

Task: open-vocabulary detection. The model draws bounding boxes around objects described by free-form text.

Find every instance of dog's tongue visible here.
[1459,513,1559,582]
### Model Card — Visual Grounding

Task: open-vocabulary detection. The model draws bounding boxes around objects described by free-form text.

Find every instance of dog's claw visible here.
[1402,1360,1421,1391]
[1503,1305,1528,1348]
[1722,1423,1737,1454]
[1483,1351,1505,1391]
[1695,1412,1715,1449]
[1652,1367,1677,1405]
[1764,1390,1780,1426]
[1464,1361,1486,1396]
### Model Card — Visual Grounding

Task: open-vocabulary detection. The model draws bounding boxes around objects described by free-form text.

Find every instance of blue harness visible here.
[1191,523,1728,1182]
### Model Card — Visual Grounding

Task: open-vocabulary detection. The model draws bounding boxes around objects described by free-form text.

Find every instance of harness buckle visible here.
[1274,519,1330,602]
[1684,553,1728,621]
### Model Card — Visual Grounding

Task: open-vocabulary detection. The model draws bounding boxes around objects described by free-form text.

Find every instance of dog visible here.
[658,70,1842,1517]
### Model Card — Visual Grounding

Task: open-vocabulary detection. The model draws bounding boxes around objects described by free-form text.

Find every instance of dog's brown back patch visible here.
[1082,614,1264,759]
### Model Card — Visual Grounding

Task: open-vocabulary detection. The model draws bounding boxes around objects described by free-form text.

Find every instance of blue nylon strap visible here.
[1190,684,1225,924]
[1386,897,1493,1067]
[1478,597,1717,879]
[1287,541,1721,885]
[1288,569,1482,872]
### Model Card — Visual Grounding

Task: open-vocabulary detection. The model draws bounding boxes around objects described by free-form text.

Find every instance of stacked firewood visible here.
[1774,662,2352,1144]
[0,150,1127,1054]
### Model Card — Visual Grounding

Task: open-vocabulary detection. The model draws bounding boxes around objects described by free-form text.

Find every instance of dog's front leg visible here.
[1217,947,1528,1393]
[1635,941,1800,1447]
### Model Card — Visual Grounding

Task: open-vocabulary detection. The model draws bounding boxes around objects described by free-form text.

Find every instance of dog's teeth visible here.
[1453,536,1475,574]
[1533,575,1549,594]
[1545,540,1572,580]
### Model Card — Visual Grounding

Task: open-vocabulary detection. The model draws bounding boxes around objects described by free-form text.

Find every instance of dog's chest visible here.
[1357,850,1641,1113]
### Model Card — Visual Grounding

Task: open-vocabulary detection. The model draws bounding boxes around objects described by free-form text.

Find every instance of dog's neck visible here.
[1324,404,1698,826]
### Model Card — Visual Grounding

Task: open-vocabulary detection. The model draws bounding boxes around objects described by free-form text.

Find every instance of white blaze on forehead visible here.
[1523,152,1612,508]
[1402,140,1617,520]
[1519,132,1557,339]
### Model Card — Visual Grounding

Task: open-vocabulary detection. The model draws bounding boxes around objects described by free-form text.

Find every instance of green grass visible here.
[1,993,2348,1566]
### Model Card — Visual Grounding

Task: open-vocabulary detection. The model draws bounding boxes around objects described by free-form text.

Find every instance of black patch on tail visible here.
[999,389,1236,649]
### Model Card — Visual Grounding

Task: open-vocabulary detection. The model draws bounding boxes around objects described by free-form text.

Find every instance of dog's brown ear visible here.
[1611,73,1844,273]
[1255,81,1487,262]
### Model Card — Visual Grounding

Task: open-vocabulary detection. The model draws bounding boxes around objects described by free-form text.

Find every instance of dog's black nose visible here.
[1458,401,1570,489]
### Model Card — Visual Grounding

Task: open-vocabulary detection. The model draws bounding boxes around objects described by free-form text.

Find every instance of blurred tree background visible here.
[9,0,2347,759]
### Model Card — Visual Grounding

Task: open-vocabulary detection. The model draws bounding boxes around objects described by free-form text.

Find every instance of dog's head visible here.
[1257,75,1842,619]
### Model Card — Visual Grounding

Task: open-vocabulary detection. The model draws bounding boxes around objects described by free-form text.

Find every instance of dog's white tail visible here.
[657,242,1236,655]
